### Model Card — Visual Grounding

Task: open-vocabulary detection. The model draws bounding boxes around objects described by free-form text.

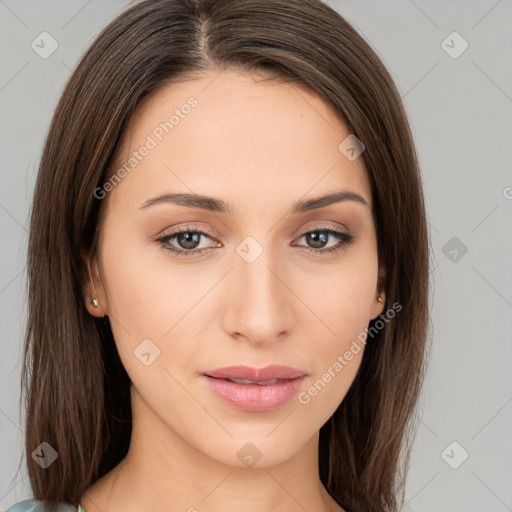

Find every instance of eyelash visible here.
[155,224,355,257]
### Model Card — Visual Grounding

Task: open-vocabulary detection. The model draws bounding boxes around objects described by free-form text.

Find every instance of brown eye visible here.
[174,231,202,250]
[156,225,219,256]
[293,228,355,255]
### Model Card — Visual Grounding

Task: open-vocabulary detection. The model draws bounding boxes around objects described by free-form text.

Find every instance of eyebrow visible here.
[139,190,369,214]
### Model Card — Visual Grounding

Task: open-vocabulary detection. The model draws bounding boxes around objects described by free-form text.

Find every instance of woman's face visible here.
[86,68,385,468]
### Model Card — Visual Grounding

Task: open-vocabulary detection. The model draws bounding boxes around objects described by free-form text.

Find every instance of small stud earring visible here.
[89,298,99,308]
[377,296,383,303]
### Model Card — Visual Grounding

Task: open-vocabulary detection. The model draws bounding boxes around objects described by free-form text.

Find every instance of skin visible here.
[81,68,386,512]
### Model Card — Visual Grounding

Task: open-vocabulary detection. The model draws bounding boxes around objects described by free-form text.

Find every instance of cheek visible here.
[292,249,378,420]
[98,224,225,394]
[100,221,182,329]
[98,229,185,374]
[98,243,199,409]
[296,243,379,344]
[294,284,369,434]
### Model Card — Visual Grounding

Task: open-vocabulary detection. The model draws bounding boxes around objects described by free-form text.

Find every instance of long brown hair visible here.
[17,1,431,511]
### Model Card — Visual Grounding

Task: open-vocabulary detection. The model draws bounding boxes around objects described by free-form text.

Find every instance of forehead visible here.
[105,69,372,215]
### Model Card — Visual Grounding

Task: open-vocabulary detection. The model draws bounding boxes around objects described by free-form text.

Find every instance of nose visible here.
[222,243,295,346]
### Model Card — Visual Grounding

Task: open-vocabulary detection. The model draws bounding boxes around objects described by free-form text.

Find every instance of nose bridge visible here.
[223,235,293,343]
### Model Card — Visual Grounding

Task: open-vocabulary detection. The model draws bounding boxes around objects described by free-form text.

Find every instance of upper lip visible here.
[203,365,307,381]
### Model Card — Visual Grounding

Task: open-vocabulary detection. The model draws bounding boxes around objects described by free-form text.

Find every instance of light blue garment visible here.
[4,499,85,512]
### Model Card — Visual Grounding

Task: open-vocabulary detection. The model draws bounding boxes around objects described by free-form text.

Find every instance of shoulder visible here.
[4,499,79,512]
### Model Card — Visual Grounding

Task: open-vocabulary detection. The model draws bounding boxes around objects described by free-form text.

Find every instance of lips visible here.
[203,364,307,382]
[201,372,308,412]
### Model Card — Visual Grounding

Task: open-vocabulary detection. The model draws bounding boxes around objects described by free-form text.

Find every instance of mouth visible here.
[201,365,308,412]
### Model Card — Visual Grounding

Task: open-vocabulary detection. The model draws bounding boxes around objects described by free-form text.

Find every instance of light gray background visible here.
[1,1,511,511]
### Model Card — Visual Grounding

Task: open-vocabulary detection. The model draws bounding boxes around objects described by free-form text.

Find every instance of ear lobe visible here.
[370,264,387,321]
[81,250,108,317]
[370,293,386,321]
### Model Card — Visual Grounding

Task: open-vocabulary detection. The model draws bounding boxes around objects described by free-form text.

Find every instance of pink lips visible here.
[204,364,307,381]
[202,365,308,412]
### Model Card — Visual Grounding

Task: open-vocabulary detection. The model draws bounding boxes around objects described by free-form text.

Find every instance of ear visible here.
[81,250,109,318]
[369,264,387,321]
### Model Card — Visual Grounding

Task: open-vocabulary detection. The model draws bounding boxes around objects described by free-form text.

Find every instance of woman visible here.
[7,0,431,511]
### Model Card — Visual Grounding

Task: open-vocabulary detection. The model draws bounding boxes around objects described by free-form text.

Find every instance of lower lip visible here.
[201,375,307,412]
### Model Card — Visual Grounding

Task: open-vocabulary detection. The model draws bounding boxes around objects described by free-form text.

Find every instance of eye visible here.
[155,224,355,257]
[156,225,218,256]
[292,226,355,255]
